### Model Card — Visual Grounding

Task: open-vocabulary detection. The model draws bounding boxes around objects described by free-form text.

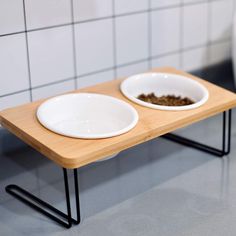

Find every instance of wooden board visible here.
[1,67,236,169]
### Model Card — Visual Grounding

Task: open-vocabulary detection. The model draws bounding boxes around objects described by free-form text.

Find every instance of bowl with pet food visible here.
[120,73,209,111]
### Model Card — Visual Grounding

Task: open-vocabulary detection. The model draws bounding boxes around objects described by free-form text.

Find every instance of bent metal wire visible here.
[163,110,232,157]
[6,169,80,229]
[5,109,232,228]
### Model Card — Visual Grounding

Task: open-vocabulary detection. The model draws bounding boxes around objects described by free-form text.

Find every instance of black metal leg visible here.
[162,110,232,157]
[74,169,81,224]
[5,110,232,228]
[5,168,81,228]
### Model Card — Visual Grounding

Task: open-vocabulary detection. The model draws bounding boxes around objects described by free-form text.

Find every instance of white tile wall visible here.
[115,0,148,15]
[210,0,234,42]
[0,34,29,96]
[0,92,30,110]
[0,0,25,35]
[0,0,233,110]
[25,0,72,30]
[116,13,148,65]
[73,0,113,22]
[75,19,114,76]
[183,3,208,49]
[152,54,180,69]
[151,0,181,9]
[117,61,149,78]
[151,8,181,56]
[183,0,206,3]
[209,41,231,65]
[32,80,75,100]
[28,26,74,87]
[77,70,114,88]
[182,47,209,71]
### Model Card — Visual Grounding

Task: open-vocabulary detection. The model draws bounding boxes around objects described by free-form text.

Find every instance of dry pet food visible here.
[137,93,194,106]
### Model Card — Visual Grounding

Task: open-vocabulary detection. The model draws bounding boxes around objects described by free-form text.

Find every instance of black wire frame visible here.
[163,110,232,157]
[5,169,81,228]
[4,109,232,229]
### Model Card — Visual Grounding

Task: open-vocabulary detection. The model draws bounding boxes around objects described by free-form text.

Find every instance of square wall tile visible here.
[0,92,30,110]
[75,19,114,76]
[28,26,74,87]
[210,0,234,42]
[183,0,207,4]
[209,41,231,65]
[117,61,148,78]
[182,47,209,72]
[151,0,181,8]
[25,0,71,30]
[151,8,181,56]
[77,70,114,88]
[0,0,25,35]
[0,34,29,96]
[73,0,112,22]
[115,0,148,15]
[116,13,148,65]
[183,3,208,49]
[152,54,180,69]
[32,80,75,100]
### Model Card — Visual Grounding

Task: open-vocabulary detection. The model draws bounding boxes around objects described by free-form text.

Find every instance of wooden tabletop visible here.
[1,67,236,169]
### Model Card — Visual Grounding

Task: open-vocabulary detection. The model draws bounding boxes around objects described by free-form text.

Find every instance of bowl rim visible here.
[120,72,209,111]
[37,92,139,139]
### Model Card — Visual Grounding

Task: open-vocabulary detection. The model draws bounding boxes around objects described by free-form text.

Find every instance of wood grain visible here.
[1,67,236,169]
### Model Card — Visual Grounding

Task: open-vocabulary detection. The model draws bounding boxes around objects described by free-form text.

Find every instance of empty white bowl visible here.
[96,153,119,162]
[37,93,139,139]
[120,73,209,111]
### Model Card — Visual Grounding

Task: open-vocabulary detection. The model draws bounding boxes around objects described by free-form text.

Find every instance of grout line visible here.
[0,89,30,98]
[209,38,232,45]
[70,0,78,89]
[0,78,76,98]
[0,0,223,39]
[74,15,113,25]
[32,77,75,90]
[22,0,33,101]
[151,3,182,12]
[0,30,25,38]
[77,67,115,78]
[0,37,231,99]
[0,52,230,98]
[115,9,150,18]
[179,0,184,69]
[116,58,150,69]
[148,0,152,69]
[22,22,72,34]
[1,35,232,98]
[112,0,117,79]
[49,39,232,77]
[182,38,231,52]
[0,0,229,99]
[207,0,212,64]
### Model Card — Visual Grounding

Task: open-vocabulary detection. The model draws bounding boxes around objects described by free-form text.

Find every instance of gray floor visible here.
[0,64,236,235]
[0,109,236,235]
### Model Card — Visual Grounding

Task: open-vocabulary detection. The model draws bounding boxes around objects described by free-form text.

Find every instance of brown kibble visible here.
[137,93,194,106]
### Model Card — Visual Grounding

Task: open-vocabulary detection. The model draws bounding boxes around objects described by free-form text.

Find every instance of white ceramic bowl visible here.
[120,73,209,111]
[96,153,119,162]
[37,93,139,139]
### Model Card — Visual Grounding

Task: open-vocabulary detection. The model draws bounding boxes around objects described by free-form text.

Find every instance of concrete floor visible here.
[0,66,236,235]
[0,110,236,236]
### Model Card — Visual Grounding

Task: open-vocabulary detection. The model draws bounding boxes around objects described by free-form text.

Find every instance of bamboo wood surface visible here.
[1,67,236,169]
